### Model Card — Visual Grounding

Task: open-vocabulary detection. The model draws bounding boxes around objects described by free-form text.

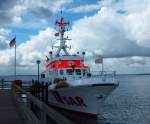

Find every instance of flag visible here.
[9,37,16,47]
[55,32,59,36]
[95,56,103,64]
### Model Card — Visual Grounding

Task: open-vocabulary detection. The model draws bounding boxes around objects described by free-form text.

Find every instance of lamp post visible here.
[82,51,85,64]
[36,60,41,82]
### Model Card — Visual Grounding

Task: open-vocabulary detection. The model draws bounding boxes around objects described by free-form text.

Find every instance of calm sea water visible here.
[61,75,150,124]
[97,75,150,124]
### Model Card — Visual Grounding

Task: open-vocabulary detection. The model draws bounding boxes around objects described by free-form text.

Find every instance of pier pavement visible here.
[0,90,22,124]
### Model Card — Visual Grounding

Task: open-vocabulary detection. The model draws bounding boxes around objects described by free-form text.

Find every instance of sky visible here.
[0,0,150,75]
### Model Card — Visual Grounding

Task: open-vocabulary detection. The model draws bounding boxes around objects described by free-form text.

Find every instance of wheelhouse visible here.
[42,55,90,82]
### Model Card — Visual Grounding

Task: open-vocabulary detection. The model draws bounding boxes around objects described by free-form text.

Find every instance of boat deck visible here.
[0,90,23,124]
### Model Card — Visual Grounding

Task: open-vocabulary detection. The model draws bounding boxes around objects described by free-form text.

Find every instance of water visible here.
[59,75,150,124]
[0,75,37,82]
[97,75,150,124]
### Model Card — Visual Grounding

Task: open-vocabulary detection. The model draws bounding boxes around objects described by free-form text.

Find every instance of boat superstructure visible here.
[41,14,119,117]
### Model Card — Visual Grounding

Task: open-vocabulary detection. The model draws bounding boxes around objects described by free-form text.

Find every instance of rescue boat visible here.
[41,14,119,117]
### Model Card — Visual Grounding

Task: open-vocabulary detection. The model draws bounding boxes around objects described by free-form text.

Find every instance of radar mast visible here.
[54,12,71,56]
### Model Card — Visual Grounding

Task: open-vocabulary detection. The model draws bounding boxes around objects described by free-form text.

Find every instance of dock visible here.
[0,80,74,124]
[0,90,22,124]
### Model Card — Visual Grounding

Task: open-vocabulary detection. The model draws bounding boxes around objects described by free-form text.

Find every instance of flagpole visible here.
[9,37,16,80]
[14,42,16,80]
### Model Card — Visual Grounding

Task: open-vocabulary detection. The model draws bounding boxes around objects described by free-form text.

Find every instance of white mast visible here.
[55,15,71,56]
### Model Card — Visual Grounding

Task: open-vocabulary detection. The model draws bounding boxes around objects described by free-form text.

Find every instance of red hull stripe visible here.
[48,102,97,118]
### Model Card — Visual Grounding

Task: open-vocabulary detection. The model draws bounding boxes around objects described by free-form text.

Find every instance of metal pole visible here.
[38,63,39,82]
[15,44,16,80]
[36,60,40,82]
[102,57,103,74]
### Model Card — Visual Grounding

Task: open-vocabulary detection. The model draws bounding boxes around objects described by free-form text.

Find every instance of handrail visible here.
[67,71,116,81]
[0,80,12,89]
[91,71,116,76]
[12,84,74,124]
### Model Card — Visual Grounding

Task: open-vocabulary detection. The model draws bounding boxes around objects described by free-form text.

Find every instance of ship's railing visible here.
[67,71,116,82]
[90,71,116,81]
[0,79,33,90]
[91,71,116,77]
[0,80,12,89]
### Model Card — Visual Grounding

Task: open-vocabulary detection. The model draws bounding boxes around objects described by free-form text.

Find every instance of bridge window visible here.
[83,69,86,76]
[75,69,81,75]
[66,69,73,75]
[60,70,64,75]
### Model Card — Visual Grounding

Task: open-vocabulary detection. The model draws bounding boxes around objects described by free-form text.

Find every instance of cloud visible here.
[69,6,150,58]
[0,0,73,25]
[31,7,53,19]
[103,57,150,74]
[100,0,150,48]
[124,7,150,48]
[0,28,11,36]
[0,0,23,24]
[0,37,8,50]
[17,27,55,65]
[67,1,101,13]
[129,56,146,67]
[0,28,11,50]
[23,0,73,19]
